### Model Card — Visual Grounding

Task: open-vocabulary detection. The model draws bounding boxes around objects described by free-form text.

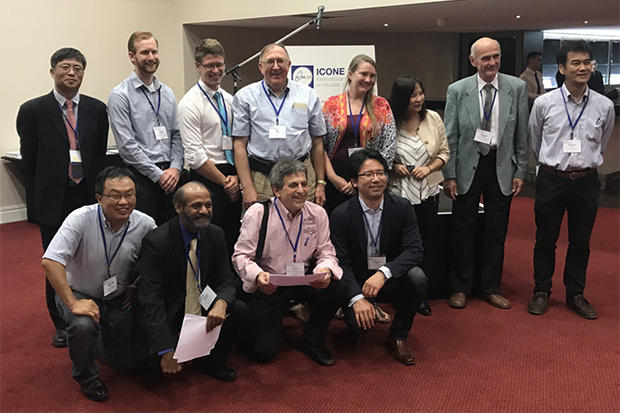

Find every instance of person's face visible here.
[559,51,592,88]
[196,53,225,90]
[591,60,597,72]
[175,186,213,233]
[470,39,501,82]
[348,62,376,95]
[408,83,425,115]
[129,37,160,76]
[50,58,84,95]
[531,55,543,72]
[273,171,308,215]
[258,46,291,91]
[96,177,136,225]
[351,159,387,202]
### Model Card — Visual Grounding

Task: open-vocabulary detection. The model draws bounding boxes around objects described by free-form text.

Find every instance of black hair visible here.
[172,181,210,207]
[526,51,542,61]
[556,40,592,65]
[94,166,137,195]
[389,74,427,128]
[347,149,388,180]
[50,48,86,69]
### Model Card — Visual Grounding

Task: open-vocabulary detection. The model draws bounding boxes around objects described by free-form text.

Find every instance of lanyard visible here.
[274,199,303,262]
[362,209,382,256]
[186,240,201,292]
[58,103,79,149]
[261,80,289,125]
[347,93,365,145]
[560,89,589,139]
[197,82,229,134]
[479,87,497,128]
[140,87,162,125]
[97,206,130,277]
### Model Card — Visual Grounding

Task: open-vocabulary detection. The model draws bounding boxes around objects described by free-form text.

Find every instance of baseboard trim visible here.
[0,207,27,224]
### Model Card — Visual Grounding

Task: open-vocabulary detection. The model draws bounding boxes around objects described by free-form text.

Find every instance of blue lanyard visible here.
[261,80,289,125]
[140,87,162,125]
[362,209,382,256]
[186,240,201,292]
[197,82,229,134]
[58,103,79,149]
[97,206,130,277]
[560,89,589,139]
[479,87,497,128]
[274,199,303,262]
[347,93,365,145]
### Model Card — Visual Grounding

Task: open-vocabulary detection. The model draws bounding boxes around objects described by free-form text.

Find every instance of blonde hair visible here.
[345,54,378,137]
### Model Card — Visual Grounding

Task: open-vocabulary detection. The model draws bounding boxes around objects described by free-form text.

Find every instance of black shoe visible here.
[194,362,237,382]
[52,330,67,348]
[80,378,108,401]
[528,291,549,315]
[418,300,432,316]
[566,294,598,319]
[297,337,334,366]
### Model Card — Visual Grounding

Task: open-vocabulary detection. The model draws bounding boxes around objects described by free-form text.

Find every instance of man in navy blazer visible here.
[443,37,529,310]
[330,149,426,365]
[17,47,109,348]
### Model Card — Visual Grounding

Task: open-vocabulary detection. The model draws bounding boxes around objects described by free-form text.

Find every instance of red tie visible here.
[65,100,82,184]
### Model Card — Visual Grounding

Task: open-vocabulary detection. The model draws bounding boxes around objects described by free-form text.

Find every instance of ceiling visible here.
[203,0,620,34]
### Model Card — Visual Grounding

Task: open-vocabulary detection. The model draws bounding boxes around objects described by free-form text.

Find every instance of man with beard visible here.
[109,31,184,224]
[139,181,248,381]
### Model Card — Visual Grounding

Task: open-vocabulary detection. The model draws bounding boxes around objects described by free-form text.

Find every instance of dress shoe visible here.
[297,337,334,366]
[80,377,108,401]
[528,292,549,315]
[479,293,511,309]
[289,303,310,327]
[334,307,345,320]
[374,303,392,323]
[448,292,466,309]
[566,294,598,319]
[418,300,432,316]
[52,330,67,348]
[386,336,415,365]
[195,362,237,382]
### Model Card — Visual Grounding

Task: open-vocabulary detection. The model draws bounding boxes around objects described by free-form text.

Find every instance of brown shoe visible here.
[448,292,466,309]
[374,303,392,323]
[480,293,511,309]
[289,303,310,326]
[386,336,415,365]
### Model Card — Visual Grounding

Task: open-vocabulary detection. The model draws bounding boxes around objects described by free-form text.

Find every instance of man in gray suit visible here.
[443,37,528,310]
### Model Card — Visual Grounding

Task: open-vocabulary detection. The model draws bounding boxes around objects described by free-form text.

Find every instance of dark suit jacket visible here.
[17,91,108,225]
[330,193,423,300]
[138,217,237,354]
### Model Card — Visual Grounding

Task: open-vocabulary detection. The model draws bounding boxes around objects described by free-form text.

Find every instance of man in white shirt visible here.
[519,51,546,109]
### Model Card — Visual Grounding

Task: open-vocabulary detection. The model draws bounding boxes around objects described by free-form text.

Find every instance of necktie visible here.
[185,238,202,315]
[214,91,235,165]
[479,84,494,156]
[65,100,83,183]
[535,71,541,94]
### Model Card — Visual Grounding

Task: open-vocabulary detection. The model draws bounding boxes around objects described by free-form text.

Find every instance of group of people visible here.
[17,31,614,402]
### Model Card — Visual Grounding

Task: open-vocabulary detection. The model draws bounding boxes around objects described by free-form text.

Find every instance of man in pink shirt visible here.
[233,160,343,366]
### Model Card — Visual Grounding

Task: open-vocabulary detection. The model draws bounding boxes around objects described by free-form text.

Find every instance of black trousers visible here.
[533,167,599,296]
[413,195,440,279]
[130,167,179,226]
[324,160,354,216]
[450,151,513,295]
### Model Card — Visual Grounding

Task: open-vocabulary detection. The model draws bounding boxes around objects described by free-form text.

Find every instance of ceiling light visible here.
[516,15,521,19]
[584,20,588,24]
[384,23,389,27]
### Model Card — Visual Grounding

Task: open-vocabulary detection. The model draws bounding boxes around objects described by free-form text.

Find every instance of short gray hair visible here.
[269,160,307,190]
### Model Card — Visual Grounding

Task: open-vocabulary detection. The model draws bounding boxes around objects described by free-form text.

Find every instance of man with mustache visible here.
[139,181,248,381]
[109,31,184,225]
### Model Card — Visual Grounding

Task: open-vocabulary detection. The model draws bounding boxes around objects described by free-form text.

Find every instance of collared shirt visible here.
[53,89,80,122]
[477,74,500,147]
[231,79,326,162]
[529,84,615,171]
[232,197,342,293]
[177,79,232,169]
[108,71,184,183]
[519,67,546,101]
[43,204,156,300]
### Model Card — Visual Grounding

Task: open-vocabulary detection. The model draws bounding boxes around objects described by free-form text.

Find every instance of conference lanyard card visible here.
[69,150,82,163]
[103,275,118,297]
[222,135,233,151]
[367,255,386,270]
[286,262,305,277]
[474,129,493,145]
[269,125,286,139]
[199,285,217,312]
[154,126,168,141]
[563,140,581,153]
[348,147,363,157]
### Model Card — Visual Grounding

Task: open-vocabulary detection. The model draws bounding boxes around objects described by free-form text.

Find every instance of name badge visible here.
[269,125,287,139]
[286,262,305,277]
[367,255,386,270]
[563,140,581,153]
[103,275,118,297]
[222,135,233,151]
[474,129,493,145]
[199,285,217,311]
[69,149,82,163]
[348,147,363,157]
[154,125,168,141]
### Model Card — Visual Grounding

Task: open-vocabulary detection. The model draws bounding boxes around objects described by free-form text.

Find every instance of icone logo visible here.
[292,65,314,88]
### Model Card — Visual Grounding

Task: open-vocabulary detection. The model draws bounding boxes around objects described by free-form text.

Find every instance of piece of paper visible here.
[173,314,222,363]
[268,272,327,287]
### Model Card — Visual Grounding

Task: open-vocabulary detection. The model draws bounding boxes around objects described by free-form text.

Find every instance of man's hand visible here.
[308,268,331,289]
[223,175,240,202]
[69,299,100,323]
[512,178,524,197]
[362,271,386,298]
[256,272,277,295]
[158,168,181,194]
[443,178,458,200]
[160,351,183,376]
[352,298,375,330]
[122,284,138,311]
[242,185,258,210]
[206,299,227,332]
[314,183,326,206]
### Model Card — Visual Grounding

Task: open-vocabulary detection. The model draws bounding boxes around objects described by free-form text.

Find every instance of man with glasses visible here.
[330,149,426,365]
[42,167,156,401]
[17,47,109,349]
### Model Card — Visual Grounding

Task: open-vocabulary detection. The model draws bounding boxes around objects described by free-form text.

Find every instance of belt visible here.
[542,165,597,180]
[248,154,308,176]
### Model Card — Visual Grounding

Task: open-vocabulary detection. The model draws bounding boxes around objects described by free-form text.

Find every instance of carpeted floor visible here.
[1,196,618,412]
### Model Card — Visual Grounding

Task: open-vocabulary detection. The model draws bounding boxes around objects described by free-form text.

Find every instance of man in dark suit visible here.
[17,47,109,348]
[330,149,426,365]
[139,181,248,382]
[443,37,529,310]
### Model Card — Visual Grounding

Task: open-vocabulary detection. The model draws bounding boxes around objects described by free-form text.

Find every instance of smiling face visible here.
[130,37,160,79]
[258,45,291,92]
[560,51,592,89]
[50,58,84,97]
[96,177,136,229]
[470,38,501,83]
[175,185,213,233]
[273,171,308,215]
[196,53,225,90]
[351,159,387,204]
[408,83,425,115]
[348,61,377,96]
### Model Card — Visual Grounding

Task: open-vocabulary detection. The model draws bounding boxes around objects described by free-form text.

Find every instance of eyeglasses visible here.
[198,62,225,70]
[56,64,84,74]
[358,170,386,179]
[101,192,136,201]
[260,58,289,67]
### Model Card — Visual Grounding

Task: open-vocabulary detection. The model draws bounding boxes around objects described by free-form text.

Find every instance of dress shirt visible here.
[232,197,342,293]
[108,71,184,183]
[477,74,500,147]
[530,84,615,171]
[43,204,157,300]
[231,79,326,162]
[53,90,80,123]
[177,79,232,169]
[519,67,546,101]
